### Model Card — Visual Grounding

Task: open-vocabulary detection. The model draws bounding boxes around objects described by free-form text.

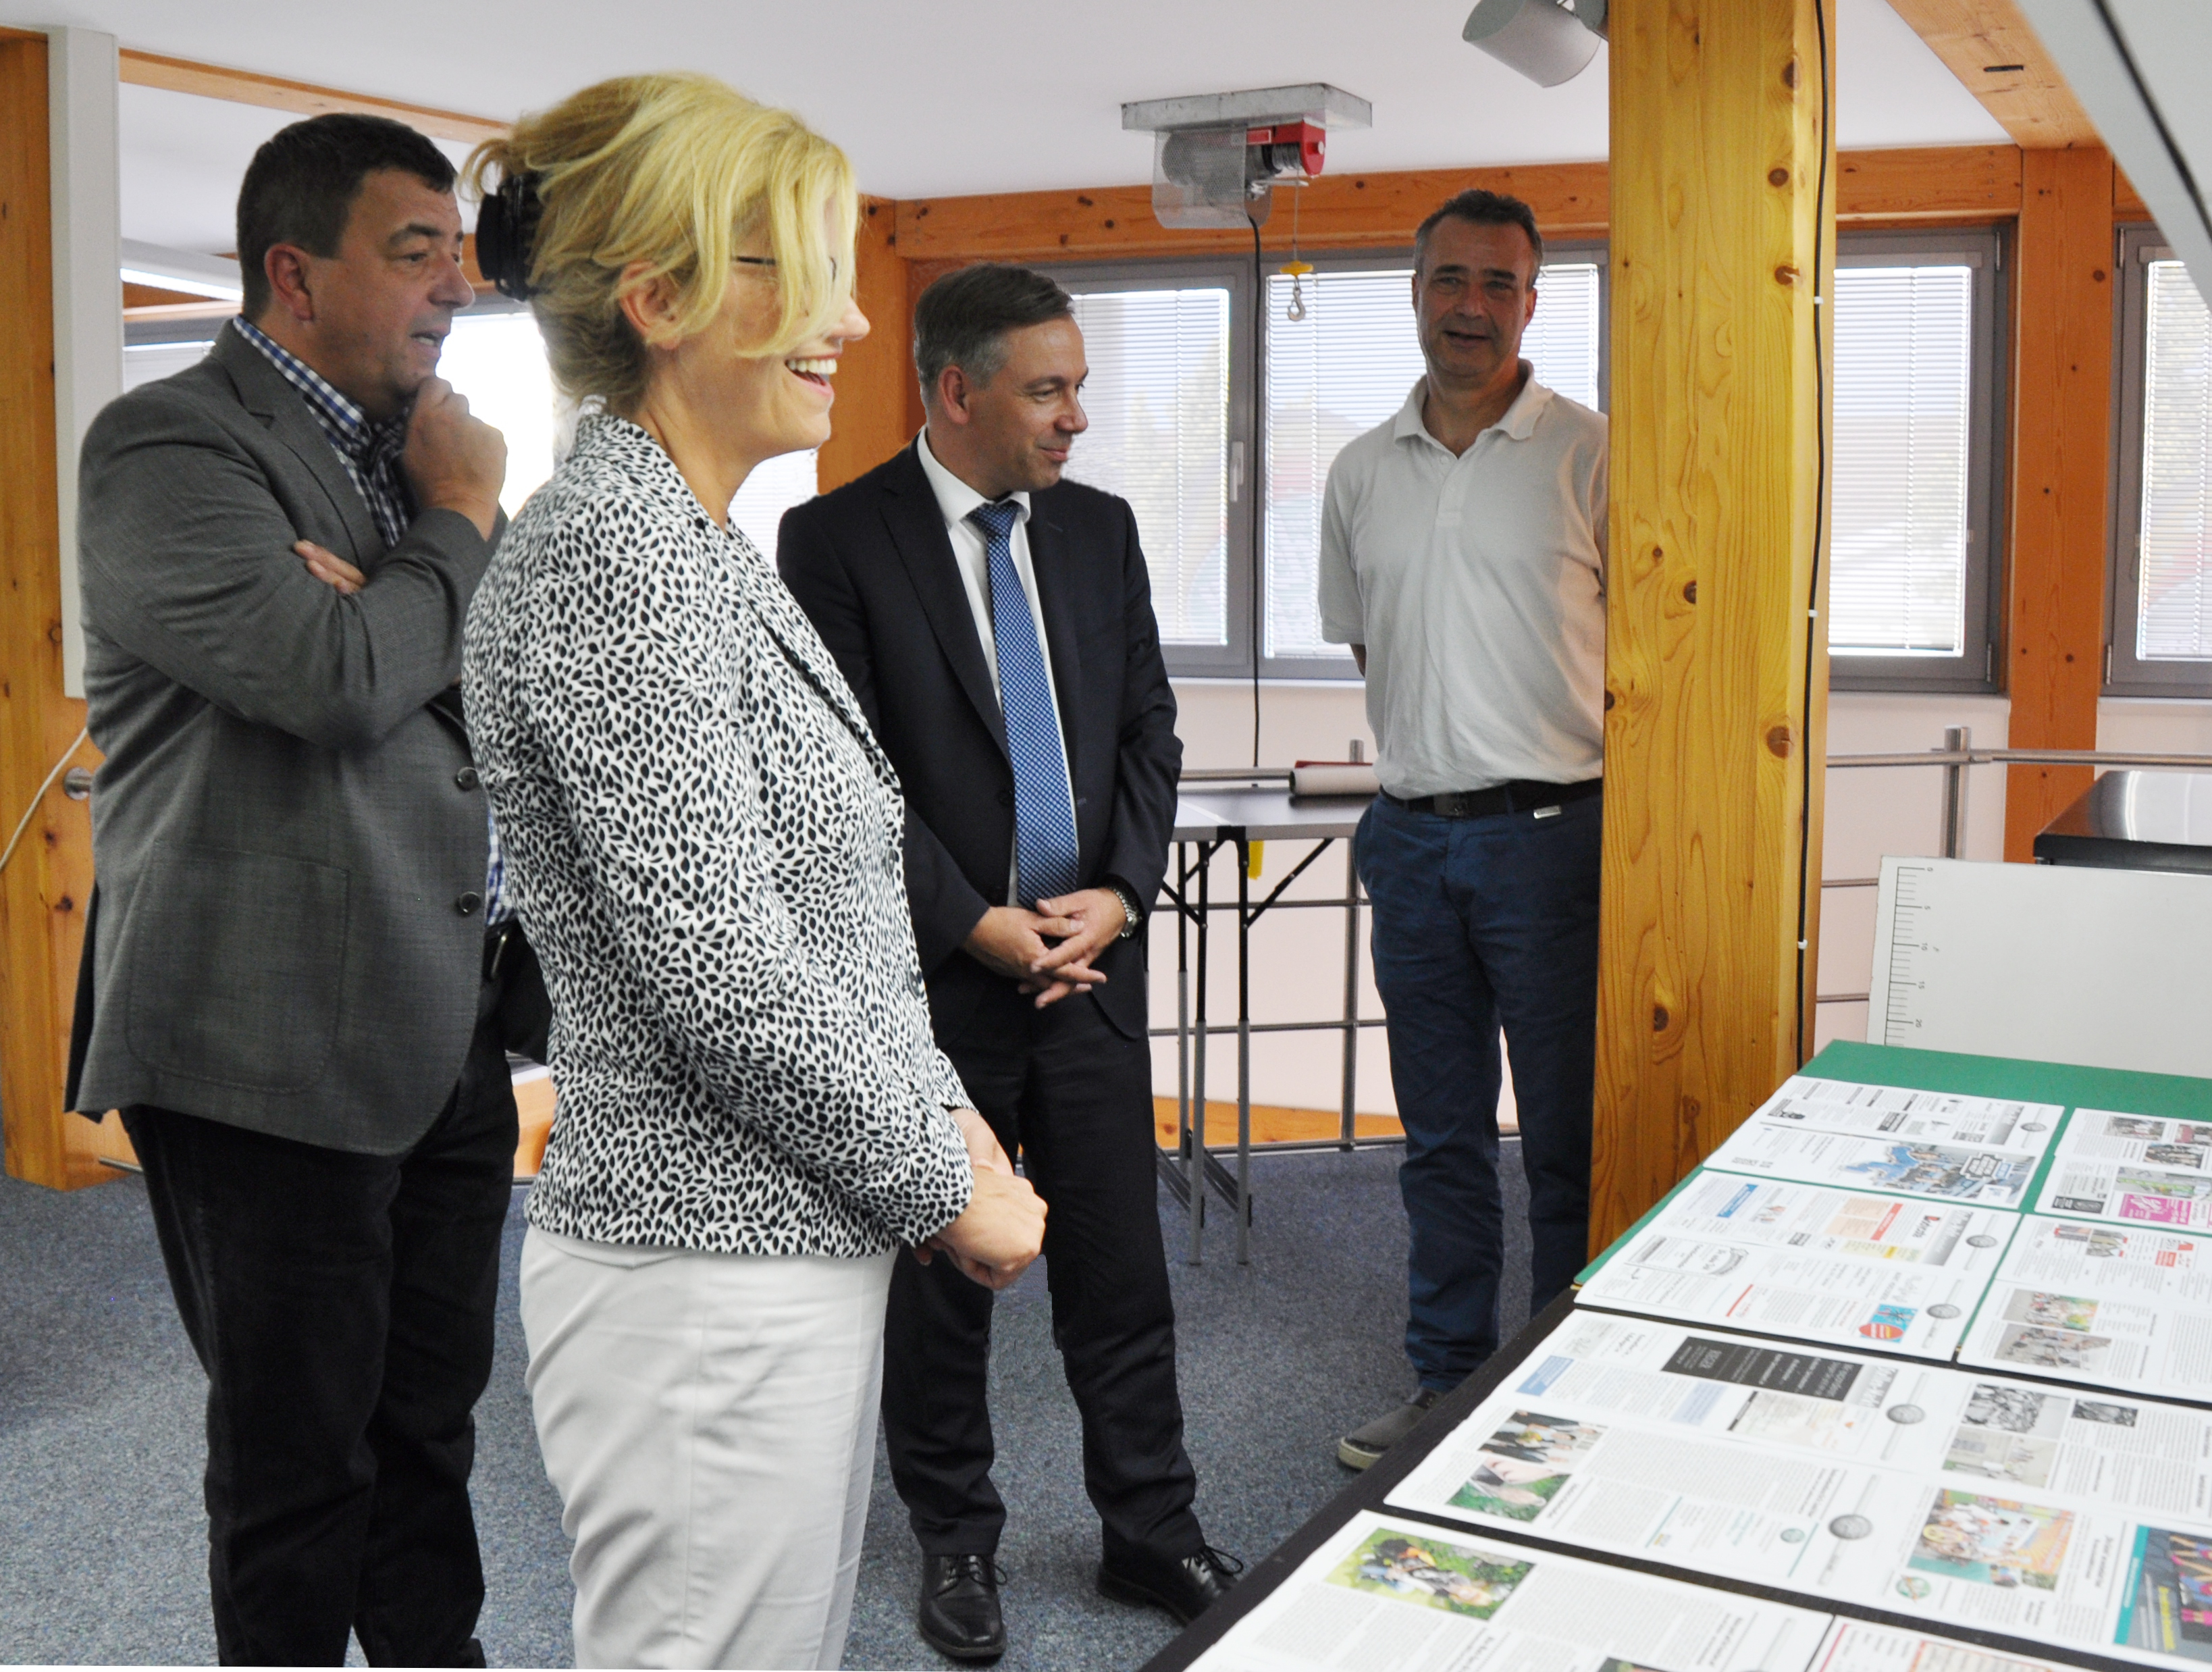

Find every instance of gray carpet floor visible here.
[0,1140,1532,1670]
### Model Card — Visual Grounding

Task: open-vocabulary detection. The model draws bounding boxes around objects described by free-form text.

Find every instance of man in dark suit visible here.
[780,263,1233,1663]
[68,115,528,1666]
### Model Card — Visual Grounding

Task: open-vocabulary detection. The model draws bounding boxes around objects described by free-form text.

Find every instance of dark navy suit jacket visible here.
[776,440,1180,1043]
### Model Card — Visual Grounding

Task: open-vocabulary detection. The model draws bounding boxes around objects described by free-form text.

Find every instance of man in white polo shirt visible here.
[1321,189,1608,1469]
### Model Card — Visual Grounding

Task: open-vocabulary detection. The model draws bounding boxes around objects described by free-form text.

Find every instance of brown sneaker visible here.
[1336,1388,1444,1469]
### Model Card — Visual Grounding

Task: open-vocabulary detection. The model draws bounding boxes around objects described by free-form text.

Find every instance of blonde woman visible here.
[460,76,1046,1670]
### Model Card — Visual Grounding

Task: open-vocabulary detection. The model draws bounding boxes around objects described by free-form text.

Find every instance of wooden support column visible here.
[2002,147,2113,861]
[0,30,117,1188]
[1593,0,1837,1249]
[818,196,914,492]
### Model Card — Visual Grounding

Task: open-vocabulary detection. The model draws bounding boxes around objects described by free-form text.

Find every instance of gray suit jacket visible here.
[67,321,499,1155]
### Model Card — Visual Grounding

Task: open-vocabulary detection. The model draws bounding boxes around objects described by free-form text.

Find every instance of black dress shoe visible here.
[1097,1538,1245,1625]
[918,1552,1006,1663]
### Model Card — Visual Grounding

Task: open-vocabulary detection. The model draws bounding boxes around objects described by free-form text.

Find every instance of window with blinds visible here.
[436,310,561,517]
[1261,257,1604,667]
[1062,286,1233,648]
[1828,265,1975,656]
[732,449,818,558]
[1822,231,2002,691]
[2136,258,2212,662]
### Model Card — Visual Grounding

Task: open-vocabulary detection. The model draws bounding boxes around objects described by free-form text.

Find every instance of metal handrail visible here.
[1815,730,2212,1007]
[1828,748,2212,769]
[1189,747,2212,781]
[1173,743,2212,1141]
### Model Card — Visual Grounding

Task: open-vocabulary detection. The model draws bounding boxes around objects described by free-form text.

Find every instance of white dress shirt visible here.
[915,429,1080,906]
[1317,369,1608,801]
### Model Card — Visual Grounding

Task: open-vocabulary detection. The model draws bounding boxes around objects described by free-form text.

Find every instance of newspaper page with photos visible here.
[1577,1171,2014,1358]
[1808,1619,2074,1672]
[1752,1080,2066,1159]
[1958,1212,2212,1404]
[2038,1111,2212,1232]
[1385,1310,2212,1667]
[1186,1509,1833,1672]
[1697,1080,2061,1211]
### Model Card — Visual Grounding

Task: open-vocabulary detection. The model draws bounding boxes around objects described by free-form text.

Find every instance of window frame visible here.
[1042,228,2006,693]
[1036,255,1257,679]
[1260,245,1416,681]
[2105,224,2212,697]
[1824,225,2009,695]
[1248,241,1612,681]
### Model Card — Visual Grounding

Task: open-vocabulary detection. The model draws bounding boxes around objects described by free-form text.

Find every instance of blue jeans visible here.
[1358,789,1602,1390]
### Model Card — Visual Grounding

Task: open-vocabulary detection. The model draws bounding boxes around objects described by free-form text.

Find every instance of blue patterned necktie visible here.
[968,500,1080,906]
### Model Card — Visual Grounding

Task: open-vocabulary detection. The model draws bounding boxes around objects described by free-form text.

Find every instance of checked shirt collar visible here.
[235,319,512,924]
[234,317,413,550]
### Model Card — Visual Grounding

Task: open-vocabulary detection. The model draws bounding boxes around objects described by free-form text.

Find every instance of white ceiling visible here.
[24,0,2008,256]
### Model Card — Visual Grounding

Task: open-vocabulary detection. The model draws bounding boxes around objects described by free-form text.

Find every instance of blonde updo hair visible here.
[465,73,857,413]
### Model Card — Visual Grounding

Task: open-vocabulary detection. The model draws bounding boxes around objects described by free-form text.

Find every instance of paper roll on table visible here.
[1290,760,1380,798]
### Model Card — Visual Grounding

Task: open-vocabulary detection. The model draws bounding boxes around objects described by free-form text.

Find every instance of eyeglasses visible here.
[733,254,840,282]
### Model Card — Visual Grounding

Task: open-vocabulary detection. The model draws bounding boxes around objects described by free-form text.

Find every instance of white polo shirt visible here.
[1318,369,1608,801]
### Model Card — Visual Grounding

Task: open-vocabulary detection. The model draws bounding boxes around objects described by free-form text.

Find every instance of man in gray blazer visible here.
[68,114,517,1666]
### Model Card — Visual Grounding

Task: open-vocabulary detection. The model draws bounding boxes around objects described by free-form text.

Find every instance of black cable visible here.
[1247,211,1265,770]
[1793,3,1835,1066]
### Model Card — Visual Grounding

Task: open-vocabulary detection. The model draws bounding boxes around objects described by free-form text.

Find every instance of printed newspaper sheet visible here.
[2038,1110,2212,1232]
[1807,1619,2075,1672]
[1578,1171,2013,1357]
[1186,1509,1833,1672]
[1386,1310,2212,1666]
[1959,1211,2212,1403]
[1749,1080,2065,1159]
[1698,1079,2061,1211]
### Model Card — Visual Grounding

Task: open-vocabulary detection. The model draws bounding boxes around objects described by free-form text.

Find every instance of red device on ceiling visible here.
[1247,120,1326,180]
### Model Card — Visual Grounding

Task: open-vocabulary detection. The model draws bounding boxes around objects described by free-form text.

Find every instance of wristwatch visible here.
[1103,879,1144,939]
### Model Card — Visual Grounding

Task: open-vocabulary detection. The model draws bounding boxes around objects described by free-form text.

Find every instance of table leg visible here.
[1237,836,1253,1265]
[1176,843,1192,1204]
[1190,842,1211,1267]
[1340,839,1360,1150]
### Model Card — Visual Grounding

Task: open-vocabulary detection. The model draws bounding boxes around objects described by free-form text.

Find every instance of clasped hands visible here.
[915,1109,1047,1291]
[962,889,1126,1010]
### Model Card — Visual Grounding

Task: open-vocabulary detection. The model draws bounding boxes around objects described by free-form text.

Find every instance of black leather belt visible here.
[1382,777,1603,820]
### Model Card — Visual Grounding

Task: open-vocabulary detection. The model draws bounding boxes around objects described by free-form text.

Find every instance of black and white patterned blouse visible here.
[463,413,974,1257]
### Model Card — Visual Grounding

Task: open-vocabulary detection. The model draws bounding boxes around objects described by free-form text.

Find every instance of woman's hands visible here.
[951,1108,1011,1176]
[914,1108,1045,1290]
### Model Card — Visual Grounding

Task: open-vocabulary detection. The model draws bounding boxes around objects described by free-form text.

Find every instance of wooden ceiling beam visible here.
[1882,0,2099,149]
[117,49,506,147]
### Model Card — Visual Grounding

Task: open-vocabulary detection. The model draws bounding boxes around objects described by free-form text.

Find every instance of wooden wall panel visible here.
[2003,147,2115,861]
[118,49,506,146]
[0,34,115,1188]
[893,149,2019,274]
[1837,145,2020,221]
[817,197,913,492]
[1592,0,1835,1250]
[896,163,1611,263]
[2115,164,2150,223]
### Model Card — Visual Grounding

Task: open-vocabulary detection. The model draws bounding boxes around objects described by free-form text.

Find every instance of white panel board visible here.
[46,26,122,702]
[2015,0,2212,309]
[1868,856,2212,1078]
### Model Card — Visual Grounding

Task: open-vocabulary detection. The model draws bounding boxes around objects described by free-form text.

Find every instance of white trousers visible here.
[519,1228,895,1671]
